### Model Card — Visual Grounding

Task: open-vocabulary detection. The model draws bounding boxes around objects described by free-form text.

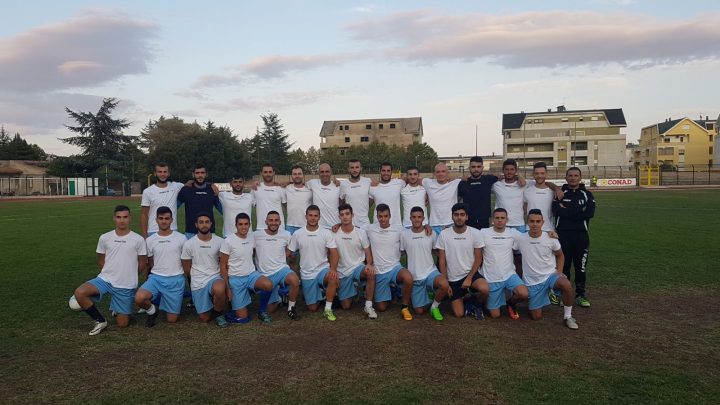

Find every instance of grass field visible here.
[1,189,719,404]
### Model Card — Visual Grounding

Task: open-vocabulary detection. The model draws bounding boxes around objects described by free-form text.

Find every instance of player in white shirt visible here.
[435,203,488,319]
[288,205,340,321]
[493,159,528,232]
[218,175,254,237]
[369,162,405,227]
[400,166,428,228]
[333,203,377,319]
[70,205,147,336]
[523,162,556,232]
[220,212,273,324]
[140,163,184,238]
[479,208,529,320]
[339,159,372,228]
[516,209,578,329]
[135,206,187,327]
[306,163,341,229]
[423,163,462,234]
[180,213,228,328]
[400,206,449,321]
[252,164,287,230]
[366,204,414,320]
[253,211,302,322]
[285,165,313,234]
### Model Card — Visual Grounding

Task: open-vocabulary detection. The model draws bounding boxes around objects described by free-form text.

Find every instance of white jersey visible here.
[141,182,184,233]
[180,234,223,290]
[306,179,340,229]
[333,226,369,277]
[95,230,147,289]
[523,182,556,231]
[401,228,437,281]
[288,227,337,279]
[252,184,286,229]
[401,184,428,228]
[218,191,254,237]
[252,229,291,276]
[285,184,313,227]
[366,223,403,274]
[146,231,186,277]
[220,233,256,277]
[370,179,405,226]
[422,178,461,226]
[340,177,372,228]
[478,227,520,283]
[516,232,562,286]
[493,180,526,226]
[435,226,483,282]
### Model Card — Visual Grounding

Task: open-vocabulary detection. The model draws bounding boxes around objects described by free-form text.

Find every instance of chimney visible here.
[547,108,551,112]
[707,116,709,121]
[557,105,566,112]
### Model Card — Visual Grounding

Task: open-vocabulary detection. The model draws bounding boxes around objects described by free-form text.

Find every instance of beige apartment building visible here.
[319,117,423,153]
[501,106,627,168]
[631,116,716,168]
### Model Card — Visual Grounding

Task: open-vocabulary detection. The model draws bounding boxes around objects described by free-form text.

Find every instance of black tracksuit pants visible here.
[558,231,589,297]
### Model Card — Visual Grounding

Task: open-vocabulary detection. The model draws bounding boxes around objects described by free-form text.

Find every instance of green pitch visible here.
[0,190,718,404]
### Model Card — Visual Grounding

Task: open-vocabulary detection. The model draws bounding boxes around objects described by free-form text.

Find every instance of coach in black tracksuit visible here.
[552,167,595,307]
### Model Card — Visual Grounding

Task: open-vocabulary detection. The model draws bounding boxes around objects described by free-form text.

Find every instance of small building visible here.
[438,154,503,173]
[319,117,423,154]
[631,116,716,168]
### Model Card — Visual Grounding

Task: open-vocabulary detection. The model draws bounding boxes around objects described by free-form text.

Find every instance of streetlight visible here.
[415,155,420,167]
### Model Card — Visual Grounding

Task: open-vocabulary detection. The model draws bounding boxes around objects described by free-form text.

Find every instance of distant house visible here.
[631,116,716,168]
[319,117,423,154]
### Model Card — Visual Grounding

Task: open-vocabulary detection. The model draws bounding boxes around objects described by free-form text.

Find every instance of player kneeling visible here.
[401,206,449,320]
[135,206,187,327]
[516,209,578,329]
[480,208,529,320]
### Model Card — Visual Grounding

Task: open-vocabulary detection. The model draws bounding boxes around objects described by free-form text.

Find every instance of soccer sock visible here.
[365,300,373,310]
[146,304,157,316]
[431,300,440,309]
[288,301,296,311]
[563,306,573,319]
[325,301,333,311]
[258,291,271,313]
[83,304,106,323]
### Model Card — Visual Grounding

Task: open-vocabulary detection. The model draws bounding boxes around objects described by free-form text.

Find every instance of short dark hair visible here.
[195,212,212,222]
[380,162,393,170]
[470,156,484,164]
[156,206,172,217]
[261,163,274,170]
[567,166,582,175]
[193,164,206,171]
[348,159,361,165]
[376,203,390,214]
[527,208,543,218]
[267,210,280,218]
[114,205,130,214]
[291,165,303,172]
[406,166,419,173]
[493,207,507,216]
[155,162,169,169]
[338,203,353,214]
[451,203,468,214]
[410,206,425,215]
[235,212,250,223]
[306,204,320,214]
[229,174,244,181]
[502,159,517,169]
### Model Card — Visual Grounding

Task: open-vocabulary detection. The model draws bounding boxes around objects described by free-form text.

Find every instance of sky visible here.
[1,0,719,158]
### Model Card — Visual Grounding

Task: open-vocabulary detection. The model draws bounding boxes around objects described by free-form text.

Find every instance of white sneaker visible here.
[89,320,108,336]
[364,306,378,319]
[564,317,579,330]
[137,308,147,314]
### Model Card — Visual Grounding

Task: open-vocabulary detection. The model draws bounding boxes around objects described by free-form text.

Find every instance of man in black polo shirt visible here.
[178,164,221,239]
[458,156,498,230]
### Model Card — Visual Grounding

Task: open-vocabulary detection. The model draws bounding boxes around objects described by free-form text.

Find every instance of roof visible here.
[502,108,626,130]
[319,117,422,137]
[655,118,711,135]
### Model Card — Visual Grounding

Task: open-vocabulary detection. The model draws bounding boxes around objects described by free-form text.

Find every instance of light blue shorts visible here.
[431,225,448,235]
[191,275,223,314]
[266,266,294,304]
[139,274,185,314]
[509,225,528,233]
[374,263,403,303]
[302,268,329,306]
[88,277,136,315]
[229,272,263,310]
[487,274,525,310]
[527,273,561,310]
[411,268,440,308]
[338,264,366,301]
[285,225,301,235]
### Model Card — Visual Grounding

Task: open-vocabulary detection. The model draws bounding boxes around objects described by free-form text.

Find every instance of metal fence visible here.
[654,164,720,186]
[0,176,68,197]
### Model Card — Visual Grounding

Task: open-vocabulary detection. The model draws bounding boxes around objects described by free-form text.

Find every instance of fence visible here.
[0,176,68,197]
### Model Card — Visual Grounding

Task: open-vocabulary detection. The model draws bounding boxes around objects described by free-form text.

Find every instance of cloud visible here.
[343,9,720,69]
[203,91,341,112]
[0,11,158,93]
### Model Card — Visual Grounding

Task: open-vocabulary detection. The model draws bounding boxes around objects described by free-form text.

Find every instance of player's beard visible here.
[157,178,168,184]
[198,227,211,235]
[350,173,360,180]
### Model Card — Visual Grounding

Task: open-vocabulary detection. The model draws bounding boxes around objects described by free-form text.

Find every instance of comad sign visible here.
[598,178,636,187]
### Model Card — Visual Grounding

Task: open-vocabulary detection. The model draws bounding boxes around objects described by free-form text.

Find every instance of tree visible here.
[0,127,47,160]
[258,113,293,174]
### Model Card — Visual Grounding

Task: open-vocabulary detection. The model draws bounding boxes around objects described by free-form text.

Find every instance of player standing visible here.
[339,159,372,229]
[253,164,287,230]
[218,174,254,237]
[177,164,221,238]
[423,163,461,234]
[140,163,184,238]
[285,165,313,234]
[369,162,405,227]
[458,156,498,230]
[400,166,428,229]
[305,163,341,229]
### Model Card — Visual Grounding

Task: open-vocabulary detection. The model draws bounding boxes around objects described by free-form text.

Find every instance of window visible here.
[658,147,674,155]
[561,118,569,122]
[679,149,685,155]
[534,119,543,123]
[360,136,369,142]
[379,124,384,129]
[390,123,396,129]
[711,147,714,155]
[664,138,670,143]
[710,135,714,142]
[591,116,599,121]
[339,125,344,131]
[340,149,346,155]
[571,141,588,151]
[365,124,372,130]
[680,136,684,142]
[534,133,541,138]
[682,124,690,130]
[707,123,715,131]
[344,125,349,130]
[344,137,350,143]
